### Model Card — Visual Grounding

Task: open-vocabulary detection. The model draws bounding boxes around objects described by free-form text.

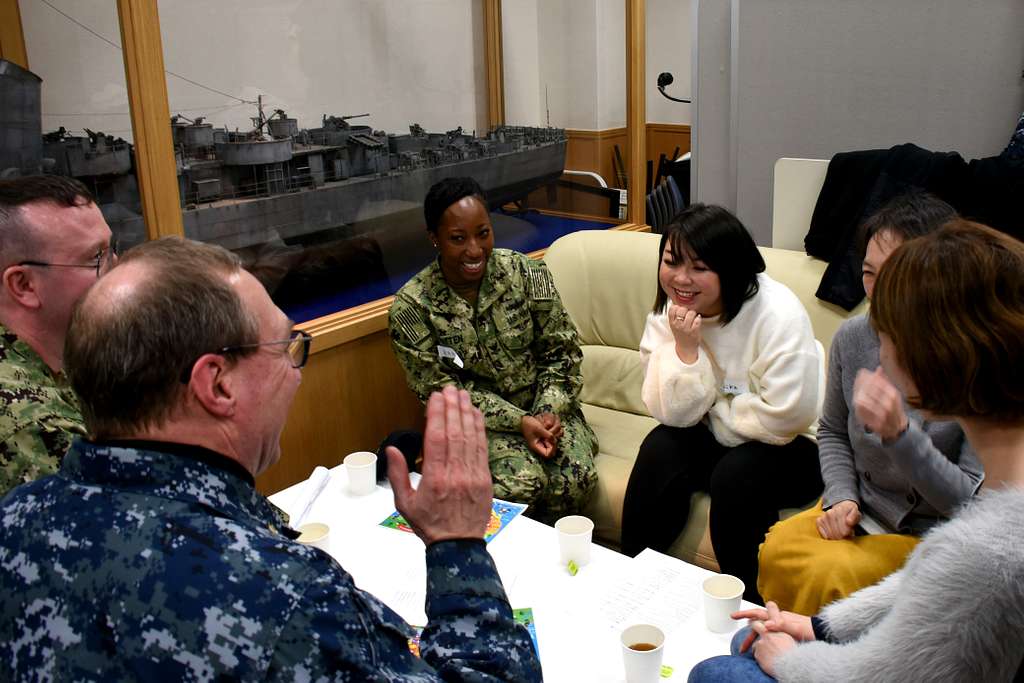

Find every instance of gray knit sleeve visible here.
[818,322,859,508]
[884,422,983,516]
[774,493,1024,683]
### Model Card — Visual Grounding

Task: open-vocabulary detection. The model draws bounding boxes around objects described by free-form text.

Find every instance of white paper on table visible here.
[588,548,703,635]
[289,466,330,528]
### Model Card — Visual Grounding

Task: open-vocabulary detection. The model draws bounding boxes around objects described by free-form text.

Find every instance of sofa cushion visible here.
[543,230,661,350]
[580,345,648,416]
[758,247,867,357]
[580,403,658,547]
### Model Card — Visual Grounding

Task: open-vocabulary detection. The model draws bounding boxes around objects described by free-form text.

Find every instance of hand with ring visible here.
[668,304,701,364]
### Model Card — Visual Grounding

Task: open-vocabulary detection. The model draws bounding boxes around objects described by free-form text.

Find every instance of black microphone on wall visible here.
[657,72,691,103]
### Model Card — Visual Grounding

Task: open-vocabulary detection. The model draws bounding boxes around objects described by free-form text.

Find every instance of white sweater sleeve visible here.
[710,317,821,447]
[639,313,717,427]
[774,492,1024,683]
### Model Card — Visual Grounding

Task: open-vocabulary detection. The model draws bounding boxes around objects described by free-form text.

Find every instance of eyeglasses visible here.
[179,330,312,384]
[17,239,119,278]
[220,329,312,369]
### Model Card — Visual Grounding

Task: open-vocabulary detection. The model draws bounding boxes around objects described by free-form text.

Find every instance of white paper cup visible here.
[620,623,665,683]
[344,451,377,495]
[296,522,331,552]
[702,573,744,633]
[555,515,594,568]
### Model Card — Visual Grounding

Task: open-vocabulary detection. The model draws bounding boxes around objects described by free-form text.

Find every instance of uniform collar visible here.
[0,321,58,380]
[61,438,295,537]
[428,250,509,313]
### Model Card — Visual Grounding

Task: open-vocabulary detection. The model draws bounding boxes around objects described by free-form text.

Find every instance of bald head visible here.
[65,237,259,439]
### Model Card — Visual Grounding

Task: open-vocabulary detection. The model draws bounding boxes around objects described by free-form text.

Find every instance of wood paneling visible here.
[0,0,28,69]
[626,0,646,224]
[646,123,691,170]
[566,123,690,191]
[483,0,505,128]
[256,328,425,495]
[116,0,184,240]
[257,224,649,494]
[565,127,628,189]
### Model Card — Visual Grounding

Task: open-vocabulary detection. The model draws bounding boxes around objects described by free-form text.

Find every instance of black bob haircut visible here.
[423,177,486,234]
[856,191,957,260]
[653,203,765,324]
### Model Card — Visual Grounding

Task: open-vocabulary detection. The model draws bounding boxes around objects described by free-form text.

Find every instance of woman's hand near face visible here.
[853,367,909,442]
[521,415,556,459]
[668,303,702,364]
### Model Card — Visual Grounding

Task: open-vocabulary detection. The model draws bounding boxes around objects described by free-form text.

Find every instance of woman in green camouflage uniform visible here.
[388,177,597,523]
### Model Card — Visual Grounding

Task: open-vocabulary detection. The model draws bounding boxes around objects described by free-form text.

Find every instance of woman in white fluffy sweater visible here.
[620,204,824,603]
[690,220,1024,682]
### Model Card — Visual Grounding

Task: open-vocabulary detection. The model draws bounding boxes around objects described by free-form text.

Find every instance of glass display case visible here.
[2,0,643,325]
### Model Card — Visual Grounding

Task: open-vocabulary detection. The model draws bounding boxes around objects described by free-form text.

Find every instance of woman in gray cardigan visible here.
[757,194,983,615]
[689,220,1024,682]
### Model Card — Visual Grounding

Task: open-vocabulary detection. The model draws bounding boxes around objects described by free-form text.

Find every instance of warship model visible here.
[2,60,567,254]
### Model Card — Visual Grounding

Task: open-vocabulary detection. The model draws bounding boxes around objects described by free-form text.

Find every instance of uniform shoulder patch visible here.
[526,263,555,301]
[393,306,431,345]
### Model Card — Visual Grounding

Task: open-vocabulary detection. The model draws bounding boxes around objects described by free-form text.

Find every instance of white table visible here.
[270,465,751,682]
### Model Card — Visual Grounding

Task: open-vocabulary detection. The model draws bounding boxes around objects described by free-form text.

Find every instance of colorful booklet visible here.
[408,608,539,658]
[380,498,528,544]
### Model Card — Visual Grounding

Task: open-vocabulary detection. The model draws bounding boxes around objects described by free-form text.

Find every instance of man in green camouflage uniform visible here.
[390,247,599,522]
[0,176,112,495]
[0,324,85,494]
[0,237,541,680]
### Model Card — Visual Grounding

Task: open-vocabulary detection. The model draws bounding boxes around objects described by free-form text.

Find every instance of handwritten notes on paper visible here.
[593,548,702,635]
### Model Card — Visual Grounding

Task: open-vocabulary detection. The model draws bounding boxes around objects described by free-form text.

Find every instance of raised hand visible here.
[853,366,909,442]
[386,386,493,544]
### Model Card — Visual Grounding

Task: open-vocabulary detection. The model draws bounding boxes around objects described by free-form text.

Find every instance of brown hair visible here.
[871,220,1024,420]
[64,237,260,438]
[0,175,94,264]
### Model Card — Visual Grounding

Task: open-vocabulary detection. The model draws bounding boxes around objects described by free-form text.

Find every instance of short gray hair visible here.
[65,237,260,438]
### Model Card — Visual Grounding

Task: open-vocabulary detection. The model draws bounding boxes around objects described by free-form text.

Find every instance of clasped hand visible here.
[385,385,493,545]
[733,601,815,677]
[521,412,562,459]
[816,499,861,540]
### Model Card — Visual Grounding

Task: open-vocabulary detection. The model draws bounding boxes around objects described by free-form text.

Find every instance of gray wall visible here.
[693,0,1024,245]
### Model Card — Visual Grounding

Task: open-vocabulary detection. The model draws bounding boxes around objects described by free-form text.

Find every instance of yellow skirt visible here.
[757,499,919,615]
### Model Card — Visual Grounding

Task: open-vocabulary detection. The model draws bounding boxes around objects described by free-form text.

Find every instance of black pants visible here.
[621,423,822,604]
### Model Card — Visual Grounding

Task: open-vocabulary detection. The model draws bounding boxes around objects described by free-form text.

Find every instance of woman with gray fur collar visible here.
[690,220,1024,682]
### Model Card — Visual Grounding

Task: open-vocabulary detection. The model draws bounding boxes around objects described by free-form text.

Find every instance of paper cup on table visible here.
[702,573,744,633]
[620,623,665,683]
[344,451,377,495]
[296,522,330,552]
[555,515,593,569]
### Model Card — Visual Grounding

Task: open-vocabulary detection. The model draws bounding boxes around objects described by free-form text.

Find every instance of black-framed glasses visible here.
[17,239,119,278]
[221,329,312,369]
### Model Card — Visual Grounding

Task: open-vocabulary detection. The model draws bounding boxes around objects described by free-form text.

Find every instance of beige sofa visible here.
[543,159,865,569]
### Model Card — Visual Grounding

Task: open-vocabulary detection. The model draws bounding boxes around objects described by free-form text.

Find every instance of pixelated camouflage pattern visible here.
[0,322,85,497]
[389,249,598,518]
[0,440,541,681]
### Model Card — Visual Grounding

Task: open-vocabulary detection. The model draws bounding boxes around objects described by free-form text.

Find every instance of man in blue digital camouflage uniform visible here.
[0,237,541,681]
